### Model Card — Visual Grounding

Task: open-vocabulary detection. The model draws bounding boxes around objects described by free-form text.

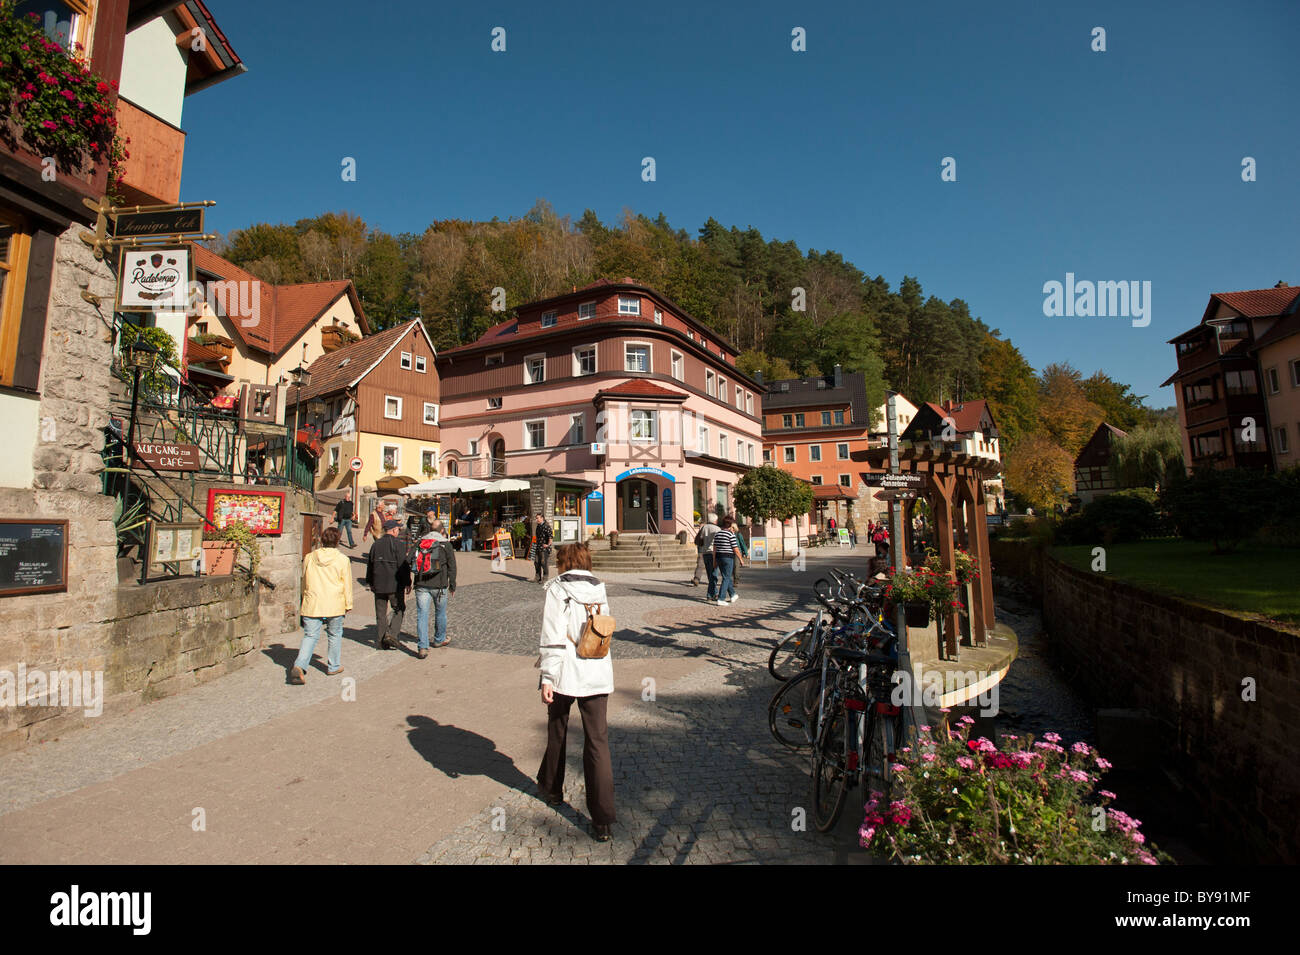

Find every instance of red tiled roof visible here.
[812,484,855,500]
[937,399,992,434]
[186,340,229,367]
[191,245,370,357]
[297,321,423,401]
[1209,286,1300,319]
[594,379,687,400]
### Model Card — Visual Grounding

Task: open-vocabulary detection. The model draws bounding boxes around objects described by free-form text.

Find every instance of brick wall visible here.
[1041,555,1300,863]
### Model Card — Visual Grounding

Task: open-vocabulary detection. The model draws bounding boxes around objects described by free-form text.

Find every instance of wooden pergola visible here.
[864,447,1000,658]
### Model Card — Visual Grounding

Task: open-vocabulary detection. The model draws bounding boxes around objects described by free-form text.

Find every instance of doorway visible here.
[618,479,658,532]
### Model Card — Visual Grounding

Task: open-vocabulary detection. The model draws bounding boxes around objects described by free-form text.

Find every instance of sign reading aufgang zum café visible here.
[116,246,192,312]
[112,207,205,239]
[132,442,200,471]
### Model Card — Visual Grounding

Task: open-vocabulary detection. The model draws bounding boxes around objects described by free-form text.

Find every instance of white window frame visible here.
[423,402,439,426]
[736,385,743,409]
[487,396,503,410]
[1276,426,1291,454]
[670,350,684,381]
[706,369,716,397]
[1266,366,1280,394]
[719,433,728,460]
[329,445,340,468]
[570,413,586,445]
[796,412,806,427]
[578,301,597,320]
[485,352,505,367]
[573,344,597,377]
[382,444,401,470]
[835,410,845,425]
[384,395,403,420]
[811,474,823,485]
[468,439,479,455]
[400,351,412,370]
[698,425,709,453]
[420,447,438,474]
[783,446,795,463]
[541,310,558,328]
[809,444,822,462]
[837,443,849,460]
[618,296,641,316]
[654,308,663,325]
[719,377,727,402]
[745,392,753,415]
[524,353,546,385]
[839,473,851,487]
[415,355,427,373]
[524,419,546,450]
[630,409,658,442]
[782,413,792,428]
[624,342,651,374]
[763,448,772,463]
[821,411,831,426]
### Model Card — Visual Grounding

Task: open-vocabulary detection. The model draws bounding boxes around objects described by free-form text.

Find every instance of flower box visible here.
[903,601,930,629]
[201,540,237,576]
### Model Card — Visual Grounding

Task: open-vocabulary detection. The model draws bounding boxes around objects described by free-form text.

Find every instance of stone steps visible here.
[589,534,699,572]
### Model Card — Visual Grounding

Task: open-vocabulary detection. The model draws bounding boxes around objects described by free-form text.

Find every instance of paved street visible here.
[0,547,877,864]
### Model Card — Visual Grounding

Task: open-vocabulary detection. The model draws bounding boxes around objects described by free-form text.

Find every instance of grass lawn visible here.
[1051,538,1300,627]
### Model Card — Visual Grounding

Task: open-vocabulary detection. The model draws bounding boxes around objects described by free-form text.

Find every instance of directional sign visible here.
[864,473,925,489]
[349,457,363,472]
[874,488,919,501]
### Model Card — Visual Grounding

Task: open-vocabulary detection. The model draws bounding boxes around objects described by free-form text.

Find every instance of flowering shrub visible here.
[883,554,963,617]
[859,719,1167,864]
[952,548,978,585]
[0,3,128,188]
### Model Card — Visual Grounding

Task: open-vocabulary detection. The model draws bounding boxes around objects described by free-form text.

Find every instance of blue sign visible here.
[587,490,603,500]
[614,466,674,482]
[662,486,673,522]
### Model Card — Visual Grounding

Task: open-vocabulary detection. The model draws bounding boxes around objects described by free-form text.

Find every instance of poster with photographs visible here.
[205,489,285,535]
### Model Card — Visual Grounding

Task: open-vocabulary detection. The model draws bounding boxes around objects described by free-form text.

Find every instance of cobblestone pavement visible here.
[417,592,872,864]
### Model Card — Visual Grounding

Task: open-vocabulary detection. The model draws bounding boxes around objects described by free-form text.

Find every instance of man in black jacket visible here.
[366,519,410,650]
[333,488,356,548]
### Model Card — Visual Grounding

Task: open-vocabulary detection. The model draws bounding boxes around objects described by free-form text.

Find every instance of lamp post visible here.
[288,364,311,487]
[124,335,160,468]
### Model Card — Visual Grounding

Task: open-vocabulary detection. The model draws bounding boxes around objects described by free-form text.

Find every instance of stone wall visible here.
[1041,554,1300,863]
[33,226,119,493]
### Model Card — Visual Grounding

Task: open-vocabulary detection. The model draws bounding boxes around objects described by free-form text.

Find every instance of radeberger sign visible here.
[117,246,192,312]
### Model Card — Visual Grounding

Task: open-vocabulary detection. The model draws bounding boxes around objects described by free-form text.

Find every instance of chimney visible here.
[753,370,764,386]
[833,364,842,388]
[1276,281,1290,288]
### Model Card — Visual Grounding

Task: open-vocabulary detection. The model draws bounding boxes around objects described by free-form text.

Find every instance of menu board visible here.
[0,520,69,597]
[145,522,203,580]
[206,488,285,535]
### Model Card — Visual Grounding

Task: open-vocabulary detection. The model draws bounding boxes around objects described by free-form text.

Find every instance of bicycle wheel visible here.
[768,626,810,681]
[810,704,852,832]
[864,706,900,800]
[768,669,821,750]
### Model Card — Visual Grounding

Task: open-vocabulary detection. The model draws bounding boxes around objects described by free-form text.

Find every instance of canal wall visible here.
[1036,550,1299,864]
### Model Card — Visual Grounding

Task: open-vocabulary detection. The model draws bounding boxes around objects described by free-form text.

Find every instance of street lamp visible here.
[288,364,311,487]
[124,336,159,467]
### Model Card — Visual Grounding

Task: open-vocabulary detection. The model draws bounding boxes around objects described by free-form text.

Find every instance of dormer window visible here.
[618,296,641,316]
[541,311,557,328]
[578,302,597,320]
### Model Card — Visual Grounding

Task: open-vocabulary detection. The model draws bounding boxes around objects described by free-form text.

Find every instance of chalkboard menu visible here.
[0,519,69,597]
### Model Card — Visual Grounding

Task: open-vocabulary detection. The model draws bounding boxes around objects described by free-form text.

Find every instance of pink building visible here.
[436,279,766,538]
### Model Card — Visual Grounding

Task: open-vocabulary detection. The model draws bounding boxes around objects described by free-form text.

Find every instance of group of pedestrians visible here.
[690,513,747,606]
[290,506,618,842]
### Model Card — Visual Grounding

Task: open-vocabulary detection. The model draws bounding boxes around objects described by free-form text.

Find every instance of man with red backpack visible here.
[409,517,457,658]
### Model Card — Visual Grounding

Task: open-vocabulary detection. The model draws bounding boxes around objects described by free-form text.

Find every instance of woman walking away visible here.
[537,542,616,841]
[711,515,744,606]
[290,527,354,684]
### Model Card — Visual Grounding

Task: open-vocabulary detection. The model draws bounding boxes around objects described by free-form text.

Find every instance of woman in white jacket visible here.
[536,542,616,841]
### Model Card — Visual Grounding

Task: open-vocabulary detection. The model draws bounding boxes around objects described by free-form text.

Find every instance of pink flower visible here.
[1043,732,1062,743]
[41,120,58,130]
[1095,757,1112,770]
[921,753,937,762]
[1071,742,1091,755]
[1099,790,1116,800]
[959,715,975,725]
[60,89,76,100]
[956,756,975,769]
[1069,769,1090,783]
[19,92,33,101]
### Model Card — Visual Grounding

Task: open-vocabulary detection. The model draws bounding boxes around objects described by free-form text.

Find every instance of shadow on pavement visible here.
[405,715,539,794]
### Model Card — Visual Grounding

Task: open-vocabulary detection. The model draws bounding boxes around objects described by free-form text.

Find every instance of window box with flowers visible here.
[0,3,129,195]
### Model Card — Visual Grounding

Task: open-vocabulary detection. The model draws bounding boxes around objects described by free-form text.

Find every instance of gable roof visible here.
[192,244,370,358]
[297,320,435,400]
[594,379,687,401]
[902,399,997,440]
[1201,286,1300,322]
[1074,422,1127,468]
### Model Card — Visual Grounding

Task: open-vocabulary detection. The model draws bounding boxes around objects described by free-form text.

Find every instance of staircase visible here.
[589,533,699,573]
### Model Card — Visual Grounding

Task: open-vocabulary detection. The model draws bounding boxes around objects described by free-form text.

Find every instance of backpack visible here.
[872,528,887,544]
[413,537,445,582]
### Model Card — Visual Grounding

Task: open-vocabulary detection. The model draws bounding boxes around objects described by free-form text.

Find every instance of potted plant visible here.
[608,530,620,548]
[422,463,436,480]
[201,525,237,576]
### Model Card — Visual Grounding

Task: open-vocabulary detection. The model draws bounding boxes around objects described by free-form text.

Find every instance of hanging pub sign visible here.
[116,245,192,312]
[112,207,206,239]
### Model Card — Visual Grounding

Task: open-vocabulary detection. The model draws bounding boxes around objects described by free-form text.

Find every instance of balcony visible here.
[114,98,185,206]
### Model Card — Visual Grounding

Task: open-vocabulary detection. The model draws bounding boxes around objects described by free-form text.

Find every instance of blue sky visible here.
[179,0,1300,406]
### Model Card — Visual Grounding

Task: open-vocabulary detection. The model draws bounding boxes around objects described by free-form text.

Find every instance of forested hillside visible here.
[207,201,1163,511]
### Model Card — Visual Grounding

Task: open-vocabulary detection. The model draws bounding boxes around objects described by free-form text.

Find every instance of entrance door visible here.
[619,479,657,531]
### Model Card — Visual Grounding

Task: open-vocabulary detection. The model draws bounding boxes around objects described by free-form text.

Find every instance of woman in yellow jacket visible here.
[290,526,355,684]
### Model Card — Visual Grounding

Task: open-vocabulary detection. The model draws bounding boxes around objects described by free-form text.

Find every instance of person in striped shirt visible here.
[711,515,745,606]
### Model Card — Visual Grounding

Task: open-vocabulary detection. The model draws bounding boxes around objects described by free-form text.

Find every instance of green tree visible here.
[1083,371,1148,431]
[1003,432,1075,513]
[1160,469,1276,553]
[733,465,814,555]
[977,334,1040,451]
[1110,418,1185,489]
